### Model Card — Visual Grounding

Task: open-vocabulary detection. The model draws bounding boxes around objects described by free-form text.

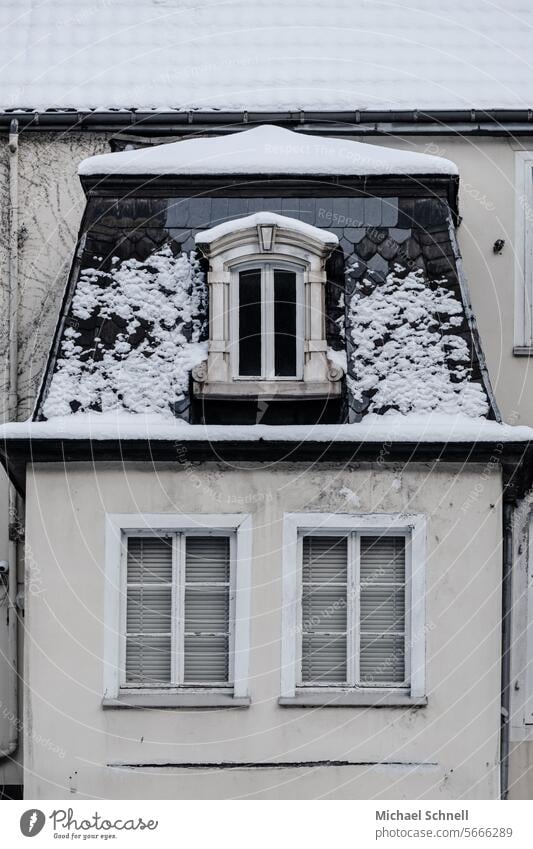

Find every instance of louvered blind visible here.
[184,536,230,684]
[301,536,348,684]
[359,535,406,685]
[125,536,173,683]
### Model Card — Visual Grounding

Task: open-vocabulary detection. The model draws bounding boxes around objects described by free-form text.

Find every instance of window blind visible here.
[359,535,406,685]
[184,536,231,684]
[125,536,173,683]
[124,533,232,687]
[301,535,348,684]
[300,532,407,687]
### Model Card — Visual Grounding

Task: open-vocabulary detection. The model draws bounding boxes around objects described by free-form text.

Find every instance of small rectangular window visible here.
[124,533,233,688]
[300,533,407,687]
[238,269,262,376]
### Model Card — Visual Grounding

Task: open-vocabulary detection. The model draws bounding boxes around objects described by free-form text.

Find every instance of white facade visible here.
[23,462,501,799]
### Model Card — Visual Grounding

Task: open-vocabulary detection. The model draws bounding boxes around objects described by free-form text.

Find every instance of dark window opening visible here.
[238,269,262,377]
[274,269,297,377]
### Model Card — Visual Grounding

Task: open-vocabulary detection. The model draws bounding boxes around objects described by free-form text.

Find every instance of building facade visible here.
[2,0,533,801]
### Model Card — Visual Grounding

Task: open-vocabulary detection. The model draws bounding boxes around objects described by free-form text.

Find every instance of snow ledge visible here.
[2,413,532,444]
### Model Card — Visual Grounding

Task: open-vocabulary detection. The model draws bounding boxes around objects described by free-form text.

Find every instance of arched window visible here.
[194,213,344,399]
[232,260,304,380]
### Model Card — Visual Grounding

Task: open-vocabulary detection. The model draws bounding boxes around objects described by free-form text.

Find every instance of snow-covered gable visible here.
[79,126,457,178]
[2,0,533,112]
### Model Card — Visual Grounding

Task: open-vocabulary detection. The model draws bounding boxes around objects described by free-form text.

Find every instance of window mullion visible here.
[264,265,273,378]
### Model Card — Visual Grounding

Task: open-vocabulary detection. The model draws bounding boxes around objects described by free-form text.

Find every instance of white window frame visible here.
[280,512,427,707]
[230,260,305,381]
[514,151,533,351]
[103,513,252,708]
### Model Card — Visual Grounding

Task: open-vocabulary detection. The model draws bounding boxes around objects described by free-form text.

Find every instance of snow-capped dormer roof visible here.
[78,125,457,178]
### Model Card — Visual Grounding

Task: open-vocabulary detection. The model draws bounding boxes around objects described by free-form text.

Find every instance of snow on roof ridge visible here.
[78,125,458,178]
[195,211,339,246]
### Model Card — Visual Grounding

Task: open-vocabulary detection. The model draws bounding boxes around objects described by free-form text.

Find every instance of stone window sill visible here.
[193,379,342,399]
[513,346,533,357]
[102,693,251,710]
[279,691,427,708]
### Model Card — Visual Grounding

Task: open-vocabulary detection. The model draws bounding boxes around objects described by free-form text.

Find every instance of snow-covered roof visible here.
[2,1,533,113]
[79,125,458,177]
[1,413,530,443]
[195,212,339,246]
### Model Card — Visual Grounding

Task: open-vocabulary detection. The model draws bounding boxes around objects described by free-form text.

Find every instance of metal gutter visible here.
[2,109,533,136]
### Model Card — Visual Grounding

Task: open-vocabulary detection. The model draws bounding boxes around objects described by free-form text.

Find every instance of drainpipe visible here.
[500,500,513,799]
[0,118,20,759]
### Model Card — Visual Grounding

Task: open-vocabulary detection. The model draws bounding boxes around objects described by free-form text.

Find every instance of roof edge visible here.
[2,438,532,500]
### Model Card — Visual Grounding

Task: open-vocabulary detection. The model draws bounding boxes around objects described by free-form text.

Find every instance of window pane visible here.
[126,536,172,583]
[302,635,347,683]
[274,269,297,376]
[301,535,348,684]
[359,634,405,685]
[125,635,171,683]
[185,536,230,582]
[126,587,172,634]
[359,535,406,686]
[238,269,262,376]
[184,636,229,683]
[125,536,173,684]
[184,535,231,684]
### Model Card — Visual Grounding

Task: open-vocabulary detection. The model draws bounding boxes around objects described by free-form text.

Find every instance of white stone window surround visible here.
[279,512,427,708]
[102,513,252,709]
[194,212,344,398]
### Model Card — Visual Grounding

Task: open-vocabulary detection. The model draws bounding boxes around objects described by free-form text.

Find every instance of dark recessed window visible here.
[236,264,302,379]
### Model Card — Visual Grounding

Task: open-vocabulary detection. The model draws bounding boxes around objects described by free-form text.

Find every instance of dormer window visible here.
[194,213,344,400]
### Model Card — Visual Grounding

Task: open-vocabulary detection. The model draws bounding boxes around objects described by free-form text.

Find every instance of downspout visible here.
[500,500,513,799]
[0,118,20,759]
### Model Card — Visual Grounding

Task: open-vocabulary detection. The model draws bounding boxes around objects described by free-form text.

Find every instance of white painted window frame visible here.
[514,151,533,351]
[230,260,305,381]
[280,512,427,707]
[103,513,252,707]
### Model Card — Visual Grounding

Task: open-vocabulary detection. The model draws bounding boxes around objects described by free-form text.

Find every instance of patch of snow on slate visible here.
[347,264,489,417]
[79,125,458,177]
[43,246,206,418]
